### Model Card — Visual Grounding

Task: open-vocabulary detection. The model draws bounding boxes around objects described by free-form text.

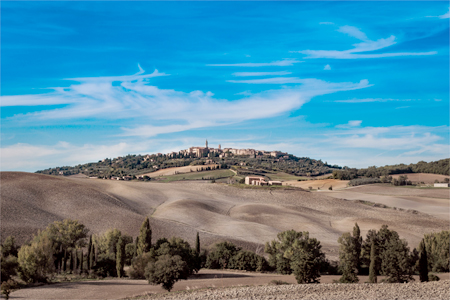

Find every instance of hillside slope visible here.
[1,172,448,259]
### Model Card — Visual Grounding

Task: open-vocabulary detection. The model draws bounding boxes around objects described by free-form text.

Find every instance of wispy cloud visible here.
[439,8,450,19]
[319,22,334,25]
[336,120,362,128]
[335,98,399,103]
[207,59,301,67]
[2,67,371,138]
[232,71,292,77]
[427,7,450,19]
[292,25,437,59]
[324,64,331,70]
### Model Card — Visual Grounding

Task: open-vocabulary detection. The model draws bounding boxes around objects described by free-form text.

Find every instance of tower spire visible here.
[206,139,208,148]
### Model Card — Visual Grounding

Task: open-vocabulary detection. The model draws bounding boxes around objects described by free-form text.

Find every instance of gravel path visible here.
[142,280,450,300]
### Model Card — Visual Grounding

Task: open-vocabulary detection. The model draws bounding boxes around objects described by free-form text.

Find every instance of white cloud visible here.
[232,71,292,77]
[324,64,331,70]
[439,8,450,19]
[428,8,450,19]
[207,59,301,67]
[337,25,369,42]
[292,26,437,59]
[3,69,372,138]
[0,141,134,171]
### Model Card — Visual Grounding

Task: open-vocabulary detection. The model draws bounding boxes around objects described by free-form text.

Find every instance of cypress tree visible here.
[69,251,73,272]
[63,249,67,272]
[134,236,139,258]
[87,235,92,271]
[369,241,377,283]
[137,217,152,256]
[89,244,95,270]
[195,232,200,253]
[353,223,362,273]
[419,239,429,282]
[116,236,125,278]
[80,250,84,273]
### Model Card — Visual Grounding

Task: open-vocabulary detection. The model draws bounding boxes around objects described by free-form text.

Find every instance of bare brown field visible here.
[1,172,448,261]
[139,164,220,178]
[283,179,349,190]
[390,173,450,184]
[9,269,450,300]
[324,184,450,221]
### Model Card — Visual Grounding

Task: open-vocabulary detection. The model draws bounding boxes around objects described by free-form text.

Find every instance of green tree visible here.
[205,241,240,269]
[89,244,95,270]
[418,239,428,282]
[116,236,125,277]
[368,241,377,283]
[284,232,325,283]
[137,217,152,256]
[195,232,200,253]
[125,243,136,265]
[145,254,190,292]
[1,255,18,283]
[423,230,449,272]
[87,235,92,271]
[17,231,55,283]
[380,235,413,283]
[1,236,19,258]
[265,230,304,274]
[337,232,359,283]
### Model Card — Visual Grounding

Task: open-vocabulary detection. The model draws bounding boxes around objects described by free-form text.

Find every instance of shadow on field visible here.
[189,272,252,280]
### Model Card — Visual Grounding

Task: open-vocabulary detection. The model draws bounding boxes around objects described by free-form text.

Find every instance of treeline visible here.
[36,153,341,179]
[337,224,449,283]
[2,219,449,297]
[333,159,449,182]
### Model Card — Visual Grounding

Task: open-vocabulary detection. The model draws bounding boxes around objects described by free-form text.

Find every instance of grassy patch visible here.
[153,169,235,182]
[265,172,309,181]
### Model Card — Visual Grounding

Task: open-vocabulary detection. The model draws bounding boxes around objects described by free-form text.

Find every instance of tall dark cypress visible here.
[80,250,84,273]
[87,235,92,271]
[368,241,377,283]
[89,244,95,270]
[69,251,73,272]
[63,249,67,272]
[116,236,125,278]
[353,223,362,273]
[419,239,429,282]
[195,232,200,253]
[137,217,152,256]
[134,236,139,258]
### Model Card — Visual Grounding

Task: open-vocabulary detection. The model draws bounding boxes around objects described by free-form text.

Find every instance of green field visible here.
[153,169,235,182]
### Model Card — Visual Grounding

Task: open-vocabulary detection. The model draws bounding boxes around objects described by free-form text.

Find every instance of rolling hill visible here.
[1,172,448,260]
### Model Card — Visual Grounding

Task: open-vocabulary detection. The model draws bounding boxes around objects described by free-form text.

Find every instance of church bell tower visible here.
[205,139,208,148]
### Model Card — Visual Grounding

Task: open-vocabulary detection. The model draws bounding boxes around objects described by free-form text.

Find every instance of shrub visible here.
[206,242,240,269]
[91,254,117,278]
[428,273,440,281]
[1,255,18,283]
[18,231,55,283]
[129,251,156,279]
[269,280,290,285]
[145,254,190,292]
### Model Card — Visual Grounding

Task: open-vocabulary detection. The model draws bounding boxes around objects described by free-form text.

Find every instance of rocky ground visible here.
[141,280,450,300]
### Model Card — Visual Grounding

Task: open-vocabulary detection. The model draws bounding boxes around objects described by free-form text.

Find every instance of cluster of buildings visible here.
[245,176,282,186]
[173,140,287,159]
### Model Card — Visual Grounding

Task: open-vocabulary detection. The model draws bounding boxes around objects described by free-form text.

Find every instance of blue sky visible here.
[1,1,449,171]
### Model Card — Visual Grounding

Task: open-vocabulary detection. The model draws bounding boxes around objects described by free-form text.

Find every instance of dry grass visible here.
[282,179,349,190]
[390,173,450,184]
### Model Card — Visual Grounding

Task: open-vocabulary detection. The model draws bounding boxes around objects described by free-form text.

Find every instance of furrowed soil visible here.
[2,172,448,260]
[9,270,450,300]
